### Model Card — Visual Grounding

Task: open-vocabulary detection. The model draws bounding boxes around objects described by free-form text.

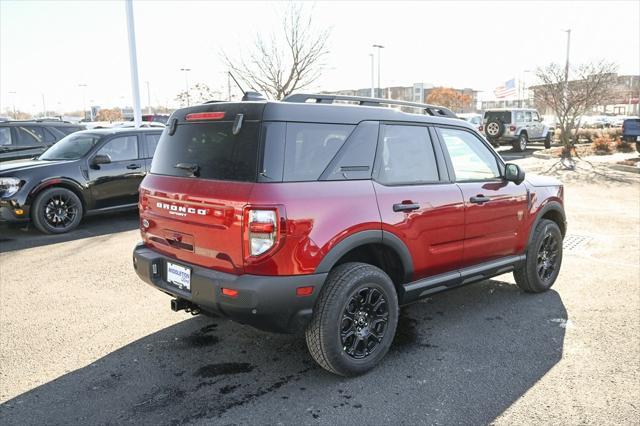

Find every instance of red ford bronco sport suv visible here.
[133,93,566,376]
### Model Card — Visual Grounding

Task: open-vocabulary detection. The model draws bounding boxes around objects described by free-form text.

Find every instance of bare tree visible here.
[175,83,219,107]
[534,60,618,163]
[222,4,330,100]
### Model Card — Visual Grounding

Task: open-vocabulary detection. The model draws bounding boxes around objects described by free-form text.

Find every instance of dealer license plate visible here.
[167,261,191,291]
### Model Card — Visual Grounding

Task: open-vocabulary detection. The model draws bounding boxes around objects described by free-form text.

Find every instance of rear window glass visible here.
[150,122,260,181]
[484,111,512,123]
[283,123,354,181]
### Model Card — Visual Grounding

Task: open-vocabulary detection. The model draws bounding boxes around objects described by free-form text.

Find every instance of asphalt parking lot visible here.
[0,155,638,425]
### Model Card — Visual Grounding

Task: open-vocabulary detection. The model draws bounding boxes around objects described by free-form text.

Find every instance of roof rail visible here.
[282,93,458,119]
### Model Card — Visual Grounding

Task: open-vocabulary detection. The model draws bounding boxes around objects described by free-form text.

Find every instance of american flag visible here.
[494,78,516,98]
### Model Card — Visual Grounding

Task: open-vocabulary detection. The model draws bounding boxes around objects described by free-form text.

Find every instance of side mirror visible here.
[505,163,525,185]
[92,154,111,166]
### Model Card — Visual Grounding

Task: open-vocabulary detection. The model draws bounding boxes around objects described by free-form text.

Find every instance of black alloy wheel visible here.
[341,287,389,359]
[536,233,559,283]
[32,187,84,234]
[44,194,79,229]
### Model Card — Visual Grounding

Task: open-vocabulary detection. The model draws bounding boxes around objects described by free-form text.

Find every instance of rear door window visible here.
[375,124,439,185]
[283,123,354,181]
[16,126,45,146]
[151,121,260,181]
[0,128,12,146]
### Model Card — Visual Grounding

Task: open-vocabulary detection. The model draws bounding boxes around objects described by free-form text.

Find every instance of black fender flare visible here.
[314,230,414,283]
[28,177,88,207]
[526,201,566,247]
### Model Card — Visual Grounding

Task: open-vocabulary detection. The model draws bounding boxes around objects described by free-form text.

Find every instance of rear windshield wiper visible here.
[175,162,200,177]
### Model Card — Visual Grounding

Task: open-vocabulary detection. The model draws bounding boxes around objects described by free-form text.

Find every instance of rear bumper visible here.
[132,243,327,334]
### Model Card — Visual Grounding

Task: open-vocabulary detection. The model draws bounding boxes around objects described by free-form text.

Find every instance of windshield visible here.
[40,133,102,160]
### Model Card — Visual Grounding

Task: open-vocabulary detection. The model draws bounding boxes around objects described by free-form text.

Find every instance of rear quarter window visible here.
[283,123,354,181]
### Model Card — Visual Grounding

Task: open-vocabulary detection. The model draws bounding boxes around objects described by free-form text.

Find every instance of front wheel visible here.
[514,219,563,293]
[544,132,552,149]
[31,187,83,234]
[512,133,528,152]
[305,262,399,376]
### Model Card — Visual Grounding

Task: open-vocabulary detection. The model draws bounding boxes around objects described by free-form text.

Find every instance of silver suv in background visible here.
[481,108,552,152]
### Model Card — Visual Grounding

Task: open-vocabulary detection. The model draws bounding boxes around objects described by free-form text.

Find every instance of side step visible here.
[399,255,525,304]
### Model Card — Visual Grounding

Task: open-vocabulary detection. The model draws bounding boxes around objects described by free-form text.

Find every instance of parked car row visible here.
[0,120,86,162]
[0,128,161,233]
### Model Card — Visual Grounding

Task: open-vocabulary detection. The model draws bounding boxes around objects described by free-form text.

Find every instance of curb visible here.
[532,151,557,159]
[607,163,640,174]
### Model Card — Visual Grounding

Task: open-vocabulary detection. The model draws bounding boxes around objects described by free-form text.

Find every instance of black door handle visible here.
[126,163,141,170]
[393,202,420,212]
[470,195,491,204]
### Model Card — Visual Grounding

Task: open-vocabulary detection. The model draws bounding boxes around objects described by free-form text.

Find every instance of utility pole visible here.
[41,94,46,117]
[180,68,191,106]
[369,53,375,98]
[373,44,384,98]
[125,0,142,128]
[146,81,152,114]
[228,71,231,101]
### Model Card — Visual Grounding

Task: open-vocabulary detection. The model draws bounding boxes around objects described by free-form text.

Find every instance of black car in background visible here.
[0,127,162,234]
[0,120,86,162]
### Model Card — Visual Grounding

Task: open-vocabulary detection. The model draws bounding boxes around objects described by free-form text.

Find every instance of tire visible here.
[512,133,528,152]
[636,142,640,153]
[514,219,563,293]
[305,262,399,376]
[544,132,552,149]
[31,187,83,234]
[485,120,505,139]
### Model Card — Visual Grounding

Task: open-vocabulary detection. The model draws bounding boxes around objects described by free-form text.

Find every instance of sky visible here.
[1,0,639,114]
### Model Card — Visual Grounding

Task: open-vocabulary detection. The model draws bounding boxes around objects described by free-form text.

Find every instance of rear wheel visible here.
[512,133,528,152]
[514,219,563,293]
[305,262,399,376]
[31,187,83,234]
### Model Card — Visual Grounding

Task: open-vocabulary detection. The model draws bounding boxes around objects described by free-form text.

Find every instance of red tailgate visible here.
[139,174,254,274]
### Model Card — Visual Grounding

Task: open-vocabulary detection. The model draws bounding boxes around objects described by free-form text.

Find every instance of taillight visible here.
[478,125,484,132]
[509,125,517,131]
[185,111,225,121]
[247,209,278,256]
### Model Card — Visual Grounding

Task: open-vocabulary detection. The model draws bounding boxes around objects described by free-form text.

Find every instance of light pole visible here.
[372,44,384,98]
[369,53,375,98]
[125,0,142,128]
[180,68,191,106]
[78,84,88,120]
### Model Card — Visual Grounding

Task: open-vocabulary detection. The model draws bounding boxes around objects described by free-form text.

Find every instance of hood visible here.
[0,159,73,174]
[525,174,561,187]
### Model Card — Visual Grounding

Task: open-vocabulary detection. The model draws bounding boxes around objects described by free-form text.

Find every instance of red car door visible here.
[435,126,529,268]
[373,124,465,281]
